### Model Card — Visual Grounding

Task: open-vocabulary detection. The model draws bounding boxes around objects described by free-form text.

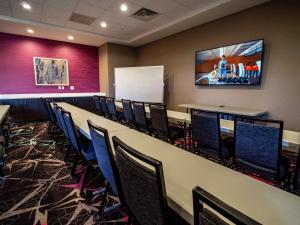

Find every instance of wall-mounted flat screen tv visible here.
[195,39,264,85]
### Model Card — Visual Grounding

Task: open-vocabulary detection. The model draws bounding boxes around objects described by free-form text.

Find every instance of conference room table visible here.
[178,103,268,117]
[57,102,300,225]
[57,103,129,139]
[0,105,10,124]
[115,102,300,152]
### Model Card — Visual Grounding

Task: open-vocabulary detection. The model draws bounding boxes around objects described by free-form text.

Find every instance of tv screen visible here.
[195,39,264,85]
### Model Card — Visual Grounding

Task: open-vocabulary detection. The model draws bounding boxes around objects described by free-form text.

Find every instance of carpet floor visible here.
[0,122,127,225]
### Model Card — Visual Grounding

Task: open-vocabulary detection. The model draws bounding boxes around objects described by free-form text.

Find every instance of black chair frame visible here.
[112,136,169,225]
[121,99,135,127]
[132,101,149,132]
[190,109,223,159]
[149,103,173,143]
[193,186,261,225]
[87,120,122,217]
[233,116,284,181]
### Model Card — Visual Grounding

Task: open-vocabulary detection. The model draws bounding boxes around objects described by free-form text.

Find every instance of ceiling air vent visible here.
[131,8,158,22]
[69,13,96,25]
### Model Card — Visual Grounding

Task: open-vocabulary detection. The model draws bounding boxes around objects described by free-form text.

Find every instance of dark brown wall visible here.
[137,1,300,131]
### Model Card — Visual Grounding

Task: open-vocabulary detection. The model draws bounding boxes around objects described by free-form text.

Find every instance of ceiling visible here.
[0,0,271,47]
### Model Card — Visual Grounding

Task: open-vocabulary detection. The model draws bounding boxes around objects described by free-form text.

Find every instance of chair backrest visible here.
[93,95,103,116]
[62,109,81,153]
[191,109,221,154]
[132,101,148,130]
[122,99,134,124]
[234,117,283,179]
[53,103,63,130]
[112,136,169,225]
[294,147,300,192]
[57,106,69,139]
[45,99,56,123]
[193,186,261,225]
[99,96,109,117]
[88,120,119,195]
[149,104,169,137]
[106,97,117,118]
[41,97,51,119]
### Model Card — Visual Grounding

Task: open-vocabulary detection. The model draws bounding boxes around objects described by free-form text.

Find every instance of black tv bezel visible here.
[195,38,265,86]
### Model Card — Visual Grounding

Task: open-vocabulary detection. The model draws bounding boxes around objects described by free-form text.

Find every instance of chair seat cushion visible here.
[236,156,290,181]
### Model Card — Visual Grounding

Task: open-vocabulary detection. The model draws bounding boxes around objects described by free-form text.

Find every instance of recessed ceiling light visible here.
[120,3,128,12]
[100,21,107,28]
[68,35,74,40]
[27,28,34,34]
[21,1,31,10]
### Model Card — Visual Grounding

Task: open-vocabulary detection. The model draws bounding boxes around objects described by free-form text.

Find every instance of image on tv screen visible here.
[195,39,264,85]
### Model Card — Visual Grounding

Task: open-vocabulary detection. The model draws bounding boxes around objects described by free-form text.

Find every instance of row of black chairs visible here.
[88,119,262,225]
[190,110,292,186]
[93,96,299,190]
[42,98,97,195]
[93,96,295,187]
[42,97,300,224]
[93,96,185,145]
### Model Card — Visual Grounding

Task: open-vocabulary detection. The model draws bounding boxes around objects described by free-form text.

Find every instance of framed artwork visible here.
[33,57,69,86]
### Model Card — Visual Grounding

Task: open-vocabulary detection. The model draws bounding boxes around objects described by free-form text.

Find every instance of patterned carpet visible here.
[0,122,127,225]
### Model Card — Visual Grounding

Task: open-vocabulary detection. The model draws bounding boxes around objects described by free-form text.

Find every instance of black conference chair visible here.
[112,136,187,225]
[106,97,121,121]
[88,120,121,217]
[93,95,104,116]
[44,99,58,134]
[132,101,150,132]
[149,103,184,145]
[99,96,110,118]
[122,99,135,127]
[62,109,96,195]
[193,186,261,225]
[293,147,300,193]
[234,117,290,184]
[53,104,70,153]
[191,109,234,161]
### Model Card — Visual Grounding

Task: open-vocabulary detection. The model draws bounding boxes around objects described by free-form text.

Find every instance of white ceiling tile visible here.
[128,0,150,6]
[107,0,141,16]
[65,20,90,31]
[175,0,219,9]
[149,14,172,26]
[74,2,104,18]
[44,0,79,10]
[43,6,73,20]
[164,3,191,18]
[0,7,11,16]
[41,16,67,26]
[0,0,10,8]
[143,0,180,14]
[79,0,113,9]
[10,0,43,14]
[12,9,42,21]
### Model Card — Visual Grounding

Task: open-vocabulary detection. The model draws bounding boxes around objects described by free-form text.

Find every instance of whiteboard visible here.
[115,66,164,103]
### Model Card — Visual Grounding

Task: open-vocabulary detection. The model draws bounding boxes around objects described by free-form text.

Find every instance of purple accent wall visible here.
[0,32,100,94]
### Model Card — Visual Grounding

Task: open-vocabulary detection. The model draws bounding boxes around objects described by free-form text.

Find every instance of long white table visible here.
[56,103,129,139]
[115,102,300,151]
[0,105,10,124]
[178,103,267,117]
[58,102,300,225]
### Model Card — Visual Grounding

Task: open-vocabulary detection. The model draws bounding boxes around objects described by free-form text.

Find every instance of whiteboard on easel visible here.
[114,66,164,103]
